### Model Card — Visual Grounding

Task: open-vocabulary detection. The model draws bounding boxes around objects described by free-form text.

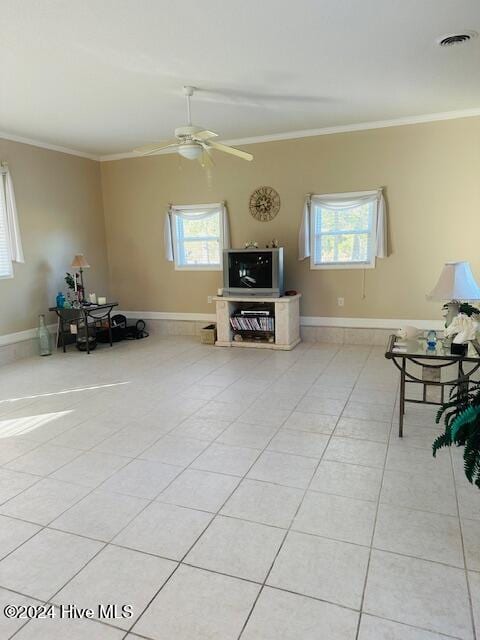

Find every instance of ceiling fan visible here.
[133,86,253,166]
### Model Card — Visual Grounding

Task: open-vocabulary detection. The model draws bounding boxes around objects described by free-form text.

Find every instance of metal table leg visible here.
[457,361,469,407]
[108,311,113,347]
[61,317,66,353]
[84,310,90,354]
[399,357,406,437]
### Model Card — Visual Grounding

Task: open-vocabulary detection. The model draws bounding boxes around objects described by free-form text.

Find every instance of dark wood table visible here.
[49,302,118,354]
[385,334,480,437]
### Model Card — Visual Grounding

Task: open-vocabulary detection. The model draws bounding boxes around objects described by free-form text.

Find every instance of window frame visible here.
[309,191,378,270]
[171,204,224,272]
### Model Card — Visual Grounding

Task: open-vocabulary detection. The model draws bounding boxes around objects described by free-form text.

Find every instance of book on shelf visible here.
[230,315,275,332]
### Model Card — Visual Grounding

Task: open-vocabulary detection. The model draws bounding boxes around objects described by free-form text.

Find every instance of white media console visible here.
[213,294,301,351]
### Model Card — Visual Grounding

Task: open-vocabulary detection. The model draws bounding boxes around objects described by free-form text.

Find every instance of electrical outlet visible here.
[207,296,213,304]
[337,297,345,307]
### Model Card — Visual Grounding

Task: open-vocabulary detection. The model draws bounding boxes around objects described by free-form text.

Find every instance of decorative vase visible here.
[38,314,52,356]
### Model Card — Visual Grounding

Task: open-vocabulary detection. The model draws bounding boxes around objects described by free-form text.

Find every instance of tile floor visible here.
[0,336,478,639]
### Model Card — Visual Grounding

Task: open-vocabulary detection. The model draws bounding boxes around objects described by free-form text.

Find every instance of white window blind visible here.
[164,202,230,270]
[312,199,375,267]
[0,186,12,278]
[0,166,24,279]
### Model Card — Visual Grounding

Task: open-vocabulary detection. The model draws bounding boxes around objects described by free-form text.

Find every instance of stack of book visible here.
[230,315,274,332]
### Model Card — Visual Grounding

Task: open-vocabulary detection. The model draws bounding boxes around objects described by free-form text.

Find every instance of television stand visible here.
[213,294,301,350]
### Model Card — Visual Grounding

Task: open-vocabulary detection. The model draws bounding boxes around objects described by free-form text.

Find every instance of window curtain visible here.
[164,202,230,262]
[0,165,24,264]
[298,189,387,260]
[298,195,311,261]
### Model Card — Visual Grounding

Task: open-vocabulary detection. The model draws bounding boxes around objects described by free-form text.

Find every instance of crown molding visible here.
[2,105,480,163]
[0,130,99,161]
[99,106,480,162]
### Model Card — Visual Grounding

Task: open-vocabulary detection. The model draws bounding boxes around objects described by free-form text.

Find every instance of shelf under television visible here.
[213,293,301,351]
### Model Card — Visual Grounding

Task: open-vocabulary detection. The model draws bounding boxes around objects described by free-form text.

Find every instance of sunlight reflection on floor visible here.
[0,411,74,438]
[0,381,130,406]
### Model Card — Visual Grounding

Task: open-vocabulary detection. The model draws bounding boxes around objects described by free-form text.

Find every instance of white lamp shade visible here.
[427,261,480,301]
[71,254,90,269]
[177,143,203,160]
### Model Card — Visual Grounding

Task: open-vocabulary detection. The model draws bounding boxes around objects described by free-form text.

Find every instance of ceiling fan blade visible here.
[207,141,253,161]
[194,130,218,141]
[133,140,177,154]
[140,143,180,156]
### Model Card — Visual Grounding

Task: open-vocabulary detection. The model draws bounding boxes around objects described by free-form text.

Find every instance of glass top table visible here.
[385,335,480,436]
[385,335,480,361]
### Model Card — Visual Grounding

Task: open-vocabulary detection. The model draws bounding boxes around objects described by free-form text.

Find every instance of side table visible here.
[49,302,119,354]
[385,335,480,437]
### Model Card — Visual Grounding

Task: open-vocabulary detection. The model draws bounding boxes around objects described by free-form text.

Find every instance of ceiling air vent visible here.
[438,31,477,47]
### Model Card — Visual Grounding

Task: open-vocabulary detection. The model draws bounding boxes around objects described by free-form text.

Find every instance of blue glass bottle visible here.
[56,292,65,308]
[427,330,437,350]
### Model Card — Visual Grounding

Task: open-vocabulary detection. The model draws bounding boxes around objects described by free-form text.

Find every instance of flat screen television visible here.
[223,248,284,297]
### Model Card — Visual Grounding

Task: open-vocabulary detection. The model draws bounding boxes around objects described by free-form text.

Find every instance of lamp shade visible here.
[427,261,480,301]
[71,254,90,269]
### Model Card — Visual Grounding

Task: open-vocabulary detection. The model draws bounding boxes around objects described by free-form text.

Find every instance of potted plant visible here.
[433,383,480,488]
[65,272,84,303]
[65,272,76,292]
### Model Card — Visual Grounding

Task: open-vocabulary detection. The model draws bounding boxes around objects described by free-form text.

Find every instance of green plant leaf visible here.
[450,405,480,442]
[433,385,480,489]
[432,431,452,456]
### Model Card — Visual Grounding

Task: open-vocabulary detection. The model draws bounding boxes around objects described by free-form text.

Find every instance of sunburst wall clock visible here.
[249,186,280,222]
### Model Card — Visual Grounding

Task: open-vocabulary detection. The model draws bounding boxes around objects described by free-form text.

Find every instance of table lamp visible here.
[71,254,90,298]
[427,261,480,326]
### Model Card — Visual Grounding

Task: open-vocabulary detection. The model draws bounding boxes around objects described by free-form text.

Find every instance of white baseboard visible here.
[300,316,444,330]
[0,313,442,349]
[118,310,443,331]
[0,324,57,347]
[118,311,217,323]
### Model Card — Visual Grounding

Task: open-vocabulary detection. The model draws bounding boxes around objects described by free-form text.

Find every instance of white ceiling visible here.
[2,0,480,157]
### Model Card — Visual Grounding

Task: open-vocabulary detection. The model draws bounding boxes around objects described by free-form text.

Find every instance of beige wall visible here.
[3,115,478,336]
[0,139,109,335]
[101,116,480,321]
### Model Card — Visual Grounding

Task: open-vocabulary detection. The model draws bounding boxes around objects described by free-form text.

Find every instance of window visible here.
[171,205,224,270]
[0,182,13,279]
[310,191,379,269]
[0,167,24,279]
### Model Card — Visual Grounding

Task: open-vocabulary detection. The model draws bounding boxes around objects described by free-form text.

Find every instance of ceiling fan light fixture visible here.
[133,85,253,163]
[178,143,203,160]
